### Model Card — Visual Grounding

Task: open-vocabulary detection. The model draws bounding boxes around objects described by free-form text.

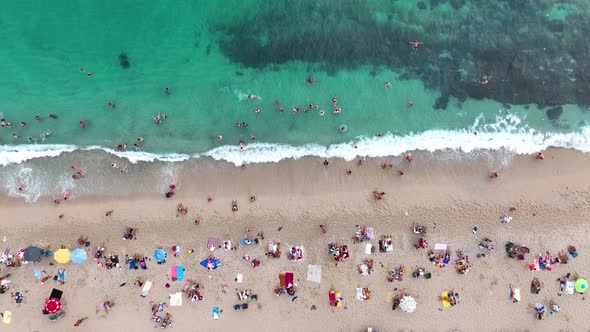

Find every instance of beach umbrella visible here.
[153,248,166,263]
[70,248,87,264]
[44,298,62,314]
[53,248,71,264]
[24,246,42,262]
[399,295,417,313]
[575,278,588,294]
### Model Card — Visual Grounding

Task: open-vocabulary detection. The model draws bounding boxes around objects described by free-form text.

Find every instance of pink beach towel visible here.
[171,265,178,281]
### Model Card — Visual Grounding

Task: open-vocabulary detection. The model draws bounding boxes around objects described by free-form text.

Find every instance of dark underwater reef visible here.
[213,0,590,109]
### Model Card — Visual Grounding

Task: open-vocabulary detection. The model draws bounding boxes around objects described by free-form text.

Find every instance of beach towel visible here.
[141,281,153,297]
[34,269,42,280]
[571,251,579,258]
[365,243,372,255]
[2,311,11,324]
[279,273,286,288]
[212,307,220,320]
[177,266,185,281]
[169,292,182,307]
[441,291,451,308]
[200,258,221,270]
[236,273,243,283]
[289,246,304,262]
[387,292,394,304]
[240,239,255,246]
[306,265,322,283]
[434,244,447,251]
[565,281,575,295]
[171,265,178,281]
[366,227,375,240]
[208,238,220,252]
[223,240,231,251]
[285,272,294,288]
[513,289,520,302]
[356,288,365,301]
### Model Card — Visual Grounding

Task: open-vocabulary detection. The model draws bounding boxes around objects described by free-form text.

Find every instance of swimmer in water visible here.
[384,81,392,88]
[116,144,126,150]
[306,77,317,84]
[247,94,261,100]
[333,107,342,114]
[408,101,415,108]
[279,107,284,113]
[409,40,423,51]
[332,97,337,107]
[138,137,143,142]
[251,135,256,141]
[254,108,260,114]
[79,120,88,128]
[12,133,18,139]
[165,87,171,95]
[319,110,325,116]
[20,122,27,127]
[217,135,223,141]
[239,140,245,150]
[35,115,41,121]
[242,122,248,127]
[108,101,116,108]
[112,163,119,168]
[49,114,57,119]
[87,72,93,77]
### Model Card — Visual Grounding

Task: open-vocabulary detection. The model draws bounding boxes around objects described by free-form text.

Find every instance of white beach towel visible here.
[365,243,373,255]
[434,243,448,251]
[236,273,243,283]
[141,280,153,297]
[306,265,322,283]
[356,288,365,301]
[169,292,182,306]
[566,281,575,295]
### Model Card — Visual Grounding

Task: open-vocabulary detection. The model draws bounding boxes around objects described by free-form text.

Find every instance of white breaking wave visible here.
[1,114,590,167]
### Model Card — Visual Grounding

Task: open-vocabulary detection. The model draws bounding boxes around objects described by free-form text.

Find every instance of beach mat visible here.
[212,307,220,320]
[285,272,294,287]
[141,281,153,297]
[177,266,185,281]
[441,291,451,308]
[306,265,322,283]
[239,239,255,246]
[2,311,11,324]
[171,265,178,281]
[170,292,182,307]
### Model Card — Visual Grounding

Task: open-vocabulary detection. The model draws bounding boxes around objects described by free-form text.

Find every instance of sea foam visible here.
[1,112,590,167]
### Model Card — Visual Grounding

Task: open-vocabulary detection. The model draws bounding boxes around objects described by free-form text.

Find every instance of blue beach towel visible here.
[212,307,220,320]
[177,266,185,281]
[34,269,42,280]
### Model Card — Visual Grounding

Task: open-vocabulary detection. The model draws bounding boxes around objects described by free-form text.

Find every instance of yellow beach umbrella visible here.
[54,248,71,264]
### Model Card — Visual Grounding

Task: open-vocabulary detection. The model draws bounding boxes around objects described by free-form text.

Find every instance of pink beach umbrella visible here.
[45,298,62,314]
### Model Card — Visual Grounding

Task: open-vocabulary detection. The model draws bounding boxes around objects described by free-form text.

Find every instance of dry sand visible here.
[0,148,589,332]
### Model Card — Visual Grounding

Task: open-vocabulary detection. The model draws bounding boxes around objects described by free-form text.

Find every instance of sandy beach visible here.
[0,148,589,332]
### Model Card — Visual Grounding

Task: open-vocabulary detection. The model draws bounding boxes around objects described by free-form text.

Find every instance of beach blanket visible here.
[285,272,294,288]
[169,292,182,307]
[177,266,185,281]
[441,291,451,308]
[307,265,322,283]
[240,239,255,246]
[2,311,11,324]
[434,243,447,251]
[200,258,221,270]
[141,281,153,297]
[566,281,575,295]
[356,288,368,301]
[212,307,220,320]
[208,238,220,251]
[171,265,178,281]
[366,227,375,240]
[289,246,304,262]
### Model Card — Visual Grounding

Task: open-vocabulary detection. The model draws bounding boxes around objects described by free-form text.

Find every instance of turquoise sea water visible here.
[2,1,590,200]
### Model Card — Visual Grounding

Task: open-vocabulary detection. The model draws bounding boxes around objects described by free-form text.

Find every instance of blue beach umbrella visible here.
[153,248,166,263]
[70,248,87,264]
